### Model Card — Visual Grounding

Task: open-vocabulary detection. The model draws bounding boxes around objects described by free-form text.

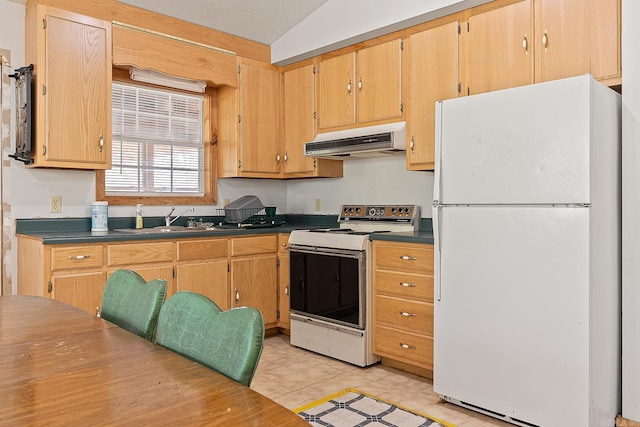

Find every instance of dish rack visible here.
[217,207,277,225]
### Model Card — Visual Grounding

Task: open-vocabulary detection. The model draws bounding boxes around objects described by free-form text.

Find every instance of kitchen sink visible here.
[113,225,218,234]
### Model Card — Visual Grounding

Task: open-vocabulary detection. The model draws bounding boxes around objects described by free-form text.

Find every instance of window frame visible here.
[97,68,217,206]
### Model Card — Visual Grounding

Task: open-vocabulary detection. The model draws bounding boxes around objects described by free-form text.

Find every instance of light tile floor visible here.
[251,334,513,427]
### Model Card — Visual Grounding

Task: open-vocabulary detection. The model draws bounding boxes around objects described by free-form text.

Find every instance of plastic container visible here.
[135,204,144,229]
[91,201,108,232]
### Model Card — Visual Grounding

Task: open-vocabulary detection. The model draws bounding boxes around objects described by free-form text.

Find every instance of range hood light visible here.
[129,68,207,93]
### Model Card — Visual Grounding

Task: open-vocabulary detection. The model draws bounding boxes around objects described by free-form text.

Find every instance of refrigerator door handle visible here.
[433,204,442,301]
[433,101,444,204]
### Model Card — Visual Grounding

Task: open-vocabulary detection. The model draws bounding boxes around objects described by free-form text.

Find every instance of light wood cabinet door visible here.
[317,52,356,130]
[277,234,290,330]
[282,64,343,178]
[176,261,230,310]
[231,254,278,326]
[51,271,107,316]
[467,0,533,95]
[534,0,589,83]
[238,58,281,175]
[30,6,111,168]
[406,21,459,171]
[283,64,316,175]
[586,0,620,83]
[356,38,403,124]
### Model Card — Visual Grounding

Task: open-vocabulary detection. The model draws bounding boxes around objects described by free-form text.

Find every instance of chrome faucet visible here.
[165,207,194,226]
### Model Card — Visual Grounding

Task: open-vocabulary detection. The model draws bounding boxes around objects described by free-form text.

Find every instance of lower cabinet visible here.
[372,240,434,376]
[106,241,175,296]
[50,271,107,316]
[230,235,279,328]
[277,233,291,332]
[17,234,281,327]
[176,238,230,310]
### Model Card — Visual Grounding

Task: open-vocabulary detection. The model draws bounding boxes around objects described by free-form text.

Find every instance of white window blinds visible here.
[107,82,204,196]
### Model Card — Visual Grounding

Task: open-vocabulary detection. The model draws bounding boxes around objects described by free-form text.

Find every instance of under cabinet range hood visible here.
[304,122,406,159]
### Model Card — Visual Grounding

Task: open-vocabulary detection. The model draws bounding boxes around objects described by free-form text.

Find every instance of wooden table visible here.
[0,295,308,426]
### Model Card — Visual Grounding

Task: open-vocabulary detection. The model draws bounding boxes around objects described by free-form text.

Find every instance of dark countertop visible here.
[368,229,434,245]
[16,215,434,245]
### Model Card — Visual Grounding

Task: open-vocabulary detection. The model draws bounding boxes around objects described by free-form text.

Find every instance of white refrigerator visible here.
[432,75,621,427]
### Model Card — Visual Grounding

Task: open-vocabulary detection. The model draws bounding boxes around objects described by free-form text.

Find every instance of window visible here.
[106,82,204,196]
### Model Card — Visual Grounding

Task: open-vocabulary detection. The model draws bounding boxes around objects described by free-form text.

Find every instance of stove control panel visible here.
[339,204,419,222]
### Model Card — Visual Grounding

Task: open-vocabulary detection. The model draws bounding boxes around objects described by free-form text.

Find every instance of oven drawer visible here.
[374,270,433,302]
[373,241,433,274]
[373,325,433,369]
[374,295,433,334]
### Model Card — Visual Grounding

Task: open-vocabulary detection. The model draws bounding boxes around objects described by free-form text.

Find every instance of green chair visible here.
[99,270,167,341]
[155,291,265,387]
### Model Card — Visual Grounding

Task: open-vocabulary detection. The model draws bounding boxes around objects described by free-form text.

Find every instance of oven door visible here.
[288,245,366,329]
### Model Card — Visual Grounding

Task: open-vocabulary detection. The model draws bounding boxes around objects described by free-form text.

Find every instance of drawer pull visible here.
[400,255,417,261]
[400,282,416,288]
[400,311,417,317]
[399,343,416,350]
[67,255,90,260]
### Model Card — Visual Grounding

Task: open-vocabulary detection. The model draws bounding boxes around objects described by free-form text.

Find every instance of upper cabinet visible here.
[405,20,459,171]
[466,0,533,95]
[534,0,620,85]
[316,38,403,131]
[282,64,343,178]
[26,5,112,169]
[405,0,620,171]
[218,58,281,178]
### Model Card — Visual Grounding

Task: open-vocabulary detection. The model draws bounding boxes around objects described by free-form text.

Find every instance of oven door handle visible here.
[288,245,364,259]
[290,314,364,337]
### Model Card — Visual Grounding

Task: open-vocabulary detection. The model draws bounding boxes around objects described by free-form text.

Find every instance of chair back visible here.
[100,269,167,341]
[156,291,265,387]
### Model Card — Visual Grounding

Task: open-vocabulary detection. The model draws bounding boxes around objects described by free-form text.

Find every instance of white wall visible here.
[271,0,492,65]
[286,156,433,217]
[621,0,640,421]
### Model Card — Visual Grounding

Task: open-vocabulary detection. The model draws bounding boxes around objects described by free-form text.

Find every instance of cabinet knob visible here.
[358,77,363,91]
[400,311,417,317]
[410,136,415,153]
[522,34,528,54]
[284,285,289,296]
[67,255,90,260]
[400,282,417,288]
[400,255,417,261]
[347,80,352,93]
[284,151,288,165]
[276,151,281,164]
[99,134,104,152]
[234,288,240,304]
[542,30,548,51]
[399,343,417,350]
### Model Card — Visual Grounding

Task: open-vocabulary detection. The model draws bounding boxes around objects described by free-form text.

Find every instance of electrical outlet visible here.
[223,198,230,206]
[315,198,321,211]
[50,196,62,213]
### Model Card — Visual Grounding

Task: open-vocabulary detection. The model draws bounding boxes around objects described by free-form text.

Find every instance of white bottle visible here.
[135,204,144,229]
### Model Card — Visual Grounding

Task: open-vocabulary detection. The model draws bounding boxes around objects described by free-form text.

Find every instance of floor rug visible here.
[294,388,455,427]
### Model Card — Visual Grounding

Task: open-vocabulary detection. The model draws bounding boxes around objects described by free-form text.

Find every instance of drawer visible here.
[374,270,433,302]
[231,235,277,256]
[177,239,228,261]
[51,245,104,270]
[374,325,433,369]
[374,295,433,335]
[374,241,433,274]
[107,241,174,266]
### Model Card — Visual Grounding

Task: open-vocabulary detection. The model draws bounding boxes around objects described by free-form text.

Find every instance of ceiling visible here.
[114,0,330,46]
